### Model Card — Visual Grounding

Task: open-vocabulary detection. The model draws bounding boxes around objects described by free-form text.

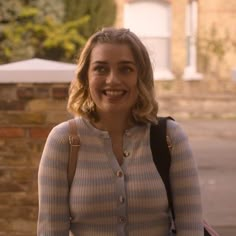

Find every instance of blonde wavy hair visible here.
[67,27,158,124]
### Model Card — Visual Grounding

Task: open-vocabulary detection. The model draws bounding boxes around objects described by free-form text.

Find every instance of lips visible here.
[102,89,127,97]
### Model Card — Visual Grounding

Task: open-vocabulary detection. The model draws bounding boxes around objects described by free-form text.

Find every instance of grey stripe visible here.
[72,209,116,219]
[40,195,67,203]
[77,160,110,169]
[70,192,116,204]
[174,186,201,195]
[81,144,104,153]
[73,175,115,185]
[127,189,167,198]
[176,221,203,230]
[39,175,67,186]
[128,207,168,215]
[127,170,160,181]
[128,218,168,230]
[38,229,69,236]
[71,223,115,232]
[41,157,67,170]
[39,212,69,222]
[174,204,202,213]
[172,148,193,160]
[46,135,68,148]
[171,167,198,178]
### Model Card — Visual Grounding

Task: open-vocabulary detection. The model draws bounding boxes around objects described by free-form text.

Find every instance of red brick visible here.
[0,128,25,138]
[35,87,50,98]
[17,87,34,99]
[29,127,52,138]
[52,87,68,99]
[0,182,27,192]
[0,100,25,110]
[0,112,45,125]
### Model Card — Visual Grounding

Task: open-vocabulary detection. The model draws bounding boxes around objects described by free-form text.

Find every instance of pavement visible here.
[179,119,236,236]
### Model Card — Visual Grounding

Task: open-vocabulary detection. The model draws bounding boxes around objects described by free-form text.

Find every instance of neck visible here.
[92,113,133,135]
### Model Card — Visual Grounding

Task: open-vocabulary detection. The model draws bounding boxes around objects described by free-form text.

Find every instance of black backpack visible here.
[68,117,220,236]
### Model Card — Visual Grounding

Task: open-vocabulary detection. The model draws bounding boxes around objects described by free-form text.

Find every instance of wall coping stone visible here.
[0,58,76,83]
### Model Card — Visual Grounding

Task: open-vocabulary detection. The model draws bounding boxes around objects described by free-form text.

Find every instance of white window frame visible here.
[183,0,203,80]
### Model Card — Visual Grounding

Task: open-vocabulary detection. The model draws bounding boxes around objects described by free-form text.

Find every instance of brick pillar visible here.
[0,83,71,236]
[171,0,188,76]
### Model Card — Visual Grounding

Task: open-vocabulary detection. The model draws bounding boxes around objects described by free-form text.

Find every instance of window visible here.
[124,0,173,80]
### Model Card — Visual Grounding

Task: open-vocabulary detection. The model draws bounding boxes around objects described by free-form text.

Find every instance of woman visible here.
[37,28,203,236]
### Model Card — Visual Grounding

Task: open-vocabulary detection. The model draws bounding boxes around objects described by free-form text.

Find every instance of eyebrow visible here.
[119,60,136,65]
[91,60,136,65]
[91,61,107,65]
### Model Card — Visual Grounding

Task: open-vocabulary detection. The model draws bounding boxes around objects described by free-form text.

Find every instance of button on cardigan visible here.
[37,117,204,236]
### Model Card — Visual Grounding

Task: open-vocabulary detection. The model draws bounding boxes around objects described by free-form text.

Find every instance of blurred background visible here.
[0,0,235,235]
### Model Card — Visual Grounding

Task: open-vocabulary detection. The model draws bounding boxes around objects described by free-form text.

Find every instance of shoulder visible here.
[49,120,70,135]
[166,119,189,144]
[46,120,71,145]
[47,117,85,143]
[166,118,181,131]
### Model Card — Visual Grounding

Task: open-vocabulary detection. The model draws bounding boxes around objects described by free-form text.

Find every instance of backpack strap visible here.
[150,116,175,220]
[68,119,80,190]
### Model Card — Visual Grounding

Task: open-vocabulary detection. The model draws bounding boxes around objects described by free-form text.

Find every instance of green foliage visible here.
[198,26,234,74]
[0,0,117,64]
[18,6,39,20]
[0,14,89,63]
[64,0,117,37]
[38,16,89,60]
[0,0,89,63]
[0,0,23,22]
[30,0,65,23]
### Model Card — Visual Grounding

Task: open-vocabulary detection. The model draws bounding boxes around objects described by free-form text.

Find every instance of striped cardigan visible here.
[37,117,204,236]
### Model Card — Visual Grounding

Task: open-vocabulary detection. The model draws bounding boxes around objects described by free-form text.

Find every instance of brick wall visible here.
[0,83,71,236]
[198,0,236,78]
[171,0,188,75]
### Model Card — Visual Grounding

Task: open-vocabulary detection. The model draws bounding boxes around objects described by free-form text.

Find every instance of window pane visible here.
[141,37,170,69]
[124,1,171,37]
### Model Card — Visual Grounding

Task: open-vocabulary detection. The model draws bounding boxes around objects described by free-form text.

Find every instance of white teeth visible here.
[104,90,125,96]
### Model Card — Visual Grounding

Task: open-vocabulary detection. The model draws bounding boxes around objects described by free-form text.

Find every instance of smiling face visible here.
[88,43,138,119]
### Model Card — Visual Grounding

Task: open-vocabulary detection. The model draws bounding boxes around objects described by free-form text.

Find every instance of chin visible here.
[101,105,131,115]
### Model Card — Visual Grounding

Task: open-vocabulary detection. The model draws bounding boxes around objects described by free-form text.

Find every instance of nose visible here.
[106,70,120,84]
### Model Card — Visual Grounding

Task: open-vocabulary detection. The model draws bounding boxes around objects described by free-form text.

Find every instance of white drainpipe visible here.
[183,0,203,80]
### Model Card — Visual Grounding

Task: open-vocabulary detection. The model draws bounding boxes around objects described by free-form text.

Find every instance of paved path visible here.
[180,119,236,236]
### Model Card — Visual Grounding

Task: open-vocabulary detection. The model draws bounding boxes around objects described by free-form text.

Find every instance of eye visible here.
[93,65,108,74]
[120,66,134,74]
